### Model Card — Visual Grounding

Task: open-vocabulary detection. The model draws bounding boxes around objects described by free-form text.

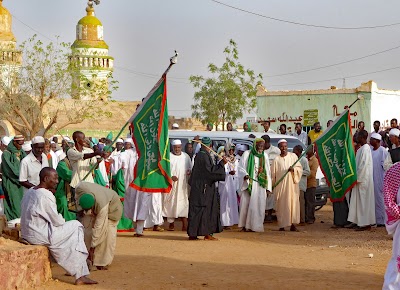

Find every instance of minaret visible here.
[0,0,21,92]
[70,0,113,101]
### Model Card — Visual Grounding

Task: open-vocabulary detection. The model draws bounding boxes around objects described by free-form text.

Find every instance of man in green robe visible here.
[2,135,27,220]
[55,156,76,221]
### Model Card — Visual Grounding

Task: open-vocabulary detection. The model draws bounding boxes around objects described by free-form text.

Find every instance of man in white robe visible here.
[109,139,124,176]
[348,130,376,230]
[370,133,392,226]
[383,162,400,289]
[144,192,164,231]
[262,135,281,222]
[271,139,303,232]
[293,145,310,225]
[21,167,97,285]
[219,144,239,229]
[238,138,272,232]
[163,139,191,231]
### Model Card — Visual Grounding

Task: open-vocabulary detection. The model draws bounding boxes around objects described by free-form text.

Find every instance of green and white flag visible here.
[128,76,172,193]
[314,110,357,201]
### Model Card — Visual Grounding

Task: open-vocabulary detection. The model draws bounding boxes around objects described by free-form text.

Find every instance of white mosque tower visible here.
[70,0,113,101]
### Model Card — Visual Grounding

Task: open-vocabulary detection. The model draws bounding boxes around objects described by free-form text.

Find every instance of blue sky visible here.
[7,0,400,119]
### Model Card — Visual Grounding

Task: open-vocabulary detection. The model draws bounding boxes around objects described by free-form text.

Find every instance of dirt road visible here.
[39,204,391,290]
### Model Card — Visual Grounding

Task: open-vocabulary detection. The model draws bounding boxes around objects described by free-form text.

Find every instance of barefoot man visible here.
[21,167,97,285]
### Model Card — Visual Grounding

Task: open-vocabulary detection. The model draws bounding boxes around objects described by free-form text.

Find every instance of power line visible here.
[12,14,55,41]
[210,0,400,30]
[266,44,400,77]
[268,66,400,87]
[114,66,190,84]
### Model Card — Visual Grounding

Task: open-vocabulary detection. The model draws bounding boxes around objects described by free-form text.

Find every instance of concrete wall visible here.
[257,91,371,132]
[371,90,400,131]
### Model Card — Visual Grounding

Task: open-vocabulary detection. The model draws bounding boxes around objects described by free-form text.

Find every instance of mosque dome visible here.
[0,0,16,44]
[72,5,108,50]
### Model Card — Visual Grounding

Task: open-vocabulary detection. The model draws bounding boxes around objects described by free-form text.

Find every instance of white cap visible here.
[50,141,55,144]
[22,141,32,151]
[2,136,11,146]
[389,128,400,137]
[278,139,288,145]
[236,144,246,152]
[116,138,124,143]
[31,136,45,144]
[370,132,382,141]
[171,139,182,146]
[63,136,71,141]
[172,123,179,129]
[124,138,134,145]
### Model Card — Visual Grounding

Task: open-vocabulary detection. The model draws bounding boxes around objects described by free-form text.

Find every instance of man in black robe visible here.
[187,137,227,241]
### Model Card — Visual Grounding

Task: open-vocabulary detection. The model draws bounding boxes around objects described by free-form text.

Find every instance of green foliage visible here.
[190,39,263,130]
[0,35,118,138]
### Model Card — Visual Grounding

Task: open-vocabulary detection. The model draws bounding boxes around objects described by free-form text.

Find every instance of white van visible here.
[168,130,329,210]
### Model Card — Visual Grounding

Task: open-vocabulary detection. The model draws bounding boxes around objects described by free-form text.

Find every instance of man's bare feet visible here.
[96,266,108,270]
[168,223,175,231]
[204,235,218,241]
[153,225,164,232]
[75,276,98,285]
[279,227,285,231]
[223,226,231,230]
[133,233,143,237]
[240,227,247,232]
[290,224,299,232]
[188,236,199,240]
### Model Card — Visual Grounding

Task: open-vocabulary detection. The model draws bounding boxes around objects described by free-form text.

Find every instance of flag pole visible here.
[81,51,179,182]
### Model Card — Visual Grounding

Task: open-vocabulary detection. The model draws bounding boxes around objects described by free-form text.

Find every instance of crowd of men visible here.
[1,116,400,286]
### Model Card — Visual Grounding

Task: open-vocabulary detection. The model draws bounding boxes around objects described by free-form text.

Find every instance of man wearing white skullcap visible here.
[163,139,191,231]
[272,138,303,231]
[22,141,32,154]
[109,138,125,176]
[171,123,179,130]
[19,136,49,195]
[370,132,393,226]
[389,128,400,149]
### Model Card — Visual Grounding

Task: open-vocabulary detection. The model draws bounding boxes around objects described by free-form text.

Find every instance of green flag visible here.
[129,77,172,193]
[314,110,357,201]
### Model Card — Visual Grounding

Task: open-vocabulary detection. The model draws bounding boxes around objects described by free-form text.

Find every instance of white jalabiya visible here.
[124,189,151,222]
[383,188,400,290]
[219,158,239,227]
[264,145,281,210]
[50,150,59,170]
[163,152,191,220]
[144,192,164,227]
[272,152,303,228]
[121,148,138,191]
[348,144,376,227]
[110,149,123,176]
[371,146,392,225]
[21,187,89,279]
[238,150,272,232]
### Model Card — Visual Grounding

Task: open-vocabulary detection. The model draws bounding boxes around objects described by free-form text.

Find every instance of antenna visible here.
[342,78,346,88]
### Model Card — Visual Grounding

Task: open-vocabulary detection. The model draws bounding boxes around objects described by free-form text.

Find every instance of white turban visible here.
[389,128,400,137]
[236,144,246,152]
[172,123,179,129]
[22,141,32,151]
[50,141,55,144]
[171,139,182,146]
[116,138,124,143]
[370,132,382,141]
[124,138,134,146]
[278,139,287,145]
[63,136,71,141]
[31,136,45,144]
[2,136,11,146]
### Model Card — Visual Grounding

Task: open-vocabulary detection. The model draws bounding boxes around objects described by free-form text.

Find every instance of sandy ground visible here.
[38,204,392,290]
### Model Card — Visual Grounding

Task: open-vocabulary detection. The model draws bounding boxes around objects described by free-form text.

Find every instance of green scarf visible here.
[245,122,252,132]
[246,143,268,194]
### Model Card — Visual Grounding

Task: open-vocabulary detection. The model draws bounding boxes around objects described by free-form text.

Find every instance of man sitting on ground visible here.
[20,167,97,285]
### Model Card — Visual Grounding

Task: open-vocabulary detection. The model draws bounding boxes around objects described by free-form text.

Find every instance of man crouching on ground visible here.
[76,181,122,270]
[21,167,97,285]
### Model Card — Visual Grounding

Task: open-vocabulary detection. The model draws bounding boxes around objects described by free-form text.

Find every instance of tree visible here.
[0,35,117,138]
[190,39,263,130]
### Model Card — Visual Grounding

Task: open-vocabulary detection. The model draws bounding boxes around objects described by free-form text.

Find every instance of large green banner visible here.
[314,110,357,201]
[129,77,172,193]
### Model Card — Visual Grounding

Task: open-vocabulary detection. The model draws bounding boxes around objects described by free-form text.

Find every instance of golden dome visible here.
[0,0,16,43]
[72,5,108,50]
